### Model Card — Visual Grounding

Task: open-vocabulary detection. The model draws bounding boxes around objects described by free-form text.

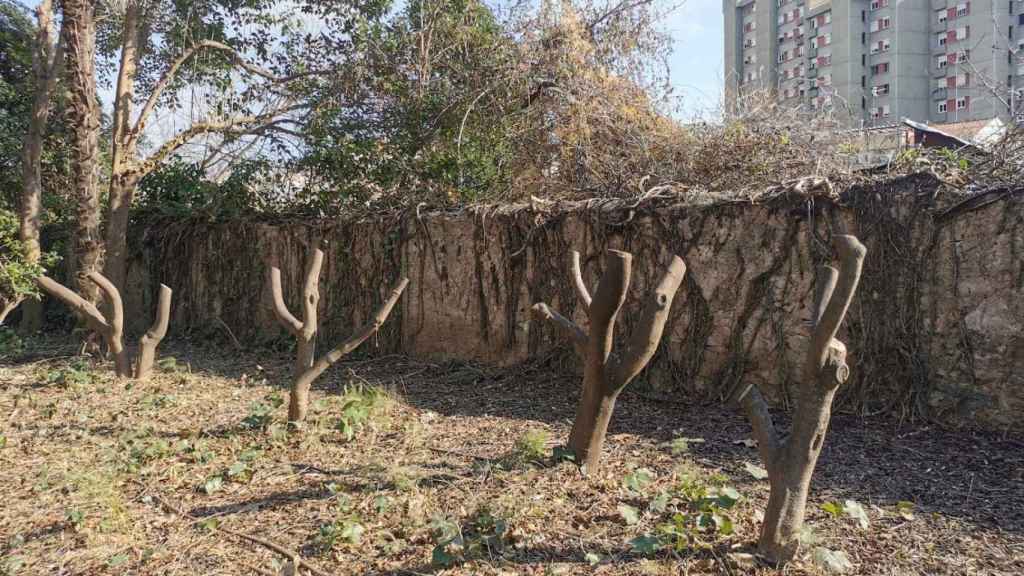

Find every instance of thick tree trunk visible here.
[758,386,837,561]
[534,250,686,474]
[569,390,620,473]
[103,177,138,293]
[103,2,142,294]
[62,0,103,306]
[19,0,61,333]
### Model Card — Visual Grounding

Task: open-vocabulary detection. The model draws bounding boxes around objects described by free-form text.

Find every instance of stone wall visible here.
[123,175,1024,430]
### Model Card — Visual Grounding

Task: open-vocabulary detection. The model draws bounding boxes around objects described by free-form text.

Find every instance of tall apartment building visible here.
[724,0,1024,126]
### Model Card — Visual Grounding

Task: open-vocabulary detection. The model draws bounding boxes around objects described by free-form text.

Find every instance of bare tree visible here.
[101,1,313,293]
[61,0,103,306]
[18,0,63,332]
[268,245,409,425]
[36,273,173,380]
[732,234,866,564]
[532,249,686,473]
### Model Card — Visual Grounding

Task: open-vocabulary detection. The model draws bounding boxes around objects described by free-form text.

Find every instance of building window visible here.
[938,9,948,23]
[870,17,891,32]
[871,39,891,54]
[938,101,948,113]
[956,96,969,110]
[938,33,948,47]
[870,0,890,10]
[956,2,970,17]
[956,26,970,40]
[872,84,891,95]
[938,54,949,68]
[871,62,890,74]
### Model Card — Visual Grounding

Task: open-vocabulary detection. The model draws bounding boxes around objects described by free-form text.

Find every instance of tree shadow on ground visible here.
[293,351,1024,538]
[10,338,1024,537]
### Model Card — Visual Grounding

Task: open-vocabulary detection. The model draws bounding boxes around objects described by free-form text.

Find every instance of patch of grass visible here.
[63,468,133,537]
[506,428,549,467]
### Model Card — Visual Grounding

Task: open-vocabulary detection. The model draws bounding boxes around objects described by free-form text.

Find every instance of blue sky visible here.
[663,1,725,119]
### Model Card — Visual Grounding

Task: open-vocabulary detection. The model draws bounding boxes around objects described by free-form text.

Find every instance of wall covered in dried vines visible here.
[124,174,1024,430]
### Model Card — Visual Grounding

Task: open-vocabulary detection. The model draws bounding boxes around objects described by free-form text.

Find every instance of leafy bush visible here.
[0,209,57,317]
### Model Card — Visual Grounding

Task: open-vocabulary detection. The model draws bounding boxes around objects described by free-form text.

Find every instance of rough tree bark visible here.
[103,0,143,293]
[532,249,686,474]
[18,0,63,333]
[36,274,173,380]
[732,234,866,564]
[284,272,409,425]
[268,245,324,376]
[61,0,103,305]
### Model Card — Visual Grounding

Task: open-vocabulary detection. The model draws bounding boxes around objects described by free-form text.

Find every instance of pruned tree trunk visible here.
[37,273,129,376]
[732,234,866,565]
[286,276,409,425]
[62,0,103,306]
[19,0,62,333]
[269,245,324,376]
[135,284,173,381]
[533,249,686,474]
[36,274,174,380]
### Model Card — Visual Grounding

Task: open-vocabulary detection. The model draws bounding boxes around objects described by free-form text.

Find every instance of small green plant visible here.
[116,429,175,472]
[334,384,391,442]
[44,360,94,389]
[316,518,365,550]
[241,393,284,430]
[622,466,655,494]
[156,356,186,373]
[430,506,514,567]
[202,476,224,495]
[315,482,365,552]
[507,429,549,466]
[820,501,844,519]
[628,473,742,555]
[665,436,704,456]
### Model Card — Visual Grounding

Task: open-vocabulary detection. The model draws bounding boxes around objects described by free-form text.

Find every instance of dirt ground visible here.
[1,337,1022,576]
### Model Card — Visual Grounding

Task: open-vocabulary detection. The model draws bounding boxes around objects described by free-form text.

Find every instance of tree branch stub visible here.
[136,284,173,381]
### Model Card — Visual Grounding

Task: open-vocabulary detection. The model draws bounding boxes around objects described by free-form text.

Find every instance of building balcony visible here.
[932,87,948,100]
[807,67,818,78]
